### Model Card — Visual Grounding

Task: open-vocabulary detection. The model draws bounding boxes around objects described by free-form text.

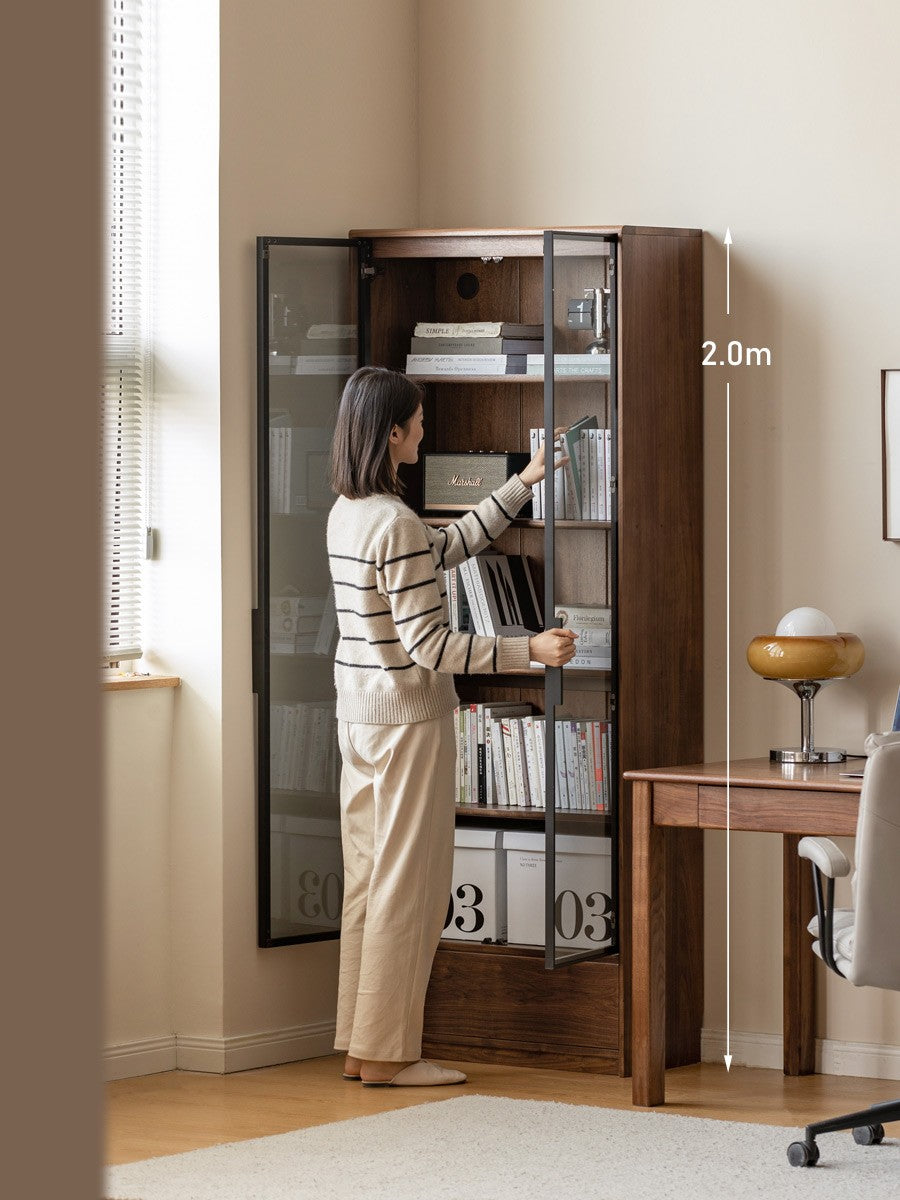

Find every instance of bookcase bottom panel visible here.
[422,945,621,1074]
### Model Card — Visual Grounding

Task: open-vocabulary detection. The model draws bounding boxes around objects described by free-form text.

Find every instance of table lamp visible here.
[746,607,865,764]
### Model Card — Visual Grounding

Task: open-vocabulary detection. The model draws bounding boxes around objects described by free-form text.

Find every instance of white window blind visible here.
[103,0,148,663]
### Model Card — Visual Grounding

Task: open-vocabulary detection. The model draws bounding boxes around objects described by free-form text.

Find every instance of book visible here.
[555,603,612,669]
[525,353,611,376]
[406,354,508,376]
[413,321,543,339]
[562,416,599,518]
[409,336,544,355]
[482,703,532,805]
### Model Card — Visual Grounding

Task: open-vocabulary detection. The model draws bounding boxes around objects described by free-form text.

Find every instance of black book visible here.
[500,322,544,339]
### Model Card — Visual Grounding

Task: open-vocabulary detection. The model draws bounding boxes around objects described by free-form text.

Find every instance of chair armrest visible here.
[798,836,851,879]
[798,838,849,978]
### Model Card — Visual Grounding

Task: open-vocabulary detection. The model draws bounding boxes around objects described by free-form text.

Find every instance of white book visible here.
[511,718,530,807]
[467,704,479,806]
[483,703,532,805]
[414,322,502,338]
[530,428,542,518]
[605,428,612,519]
[554,720,569,810]
[488,717,505,806]
[525,353,611,376]
[596,428,607,521]
[454,706,463,805]
[522,714,539,807]
[406,354,508,376]
[589,429,600,521]
[293,354,356,375]
[458,559,489,635]
[579,431,591,519]
[564,721,581,809]
[531,716,547,809]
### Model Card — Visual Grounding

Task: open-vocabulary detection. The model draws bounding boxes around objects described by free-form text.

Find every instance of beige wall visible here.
[418,0,900,1051]
[217,0,419,1041]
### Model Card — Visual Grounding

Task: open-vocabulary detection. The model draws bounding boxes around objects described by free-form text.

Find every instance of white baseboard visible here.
[175,1021,337,1074]
[104,1035,178,1081]
[702,1028,900,1081]
[105,1021,336,1079]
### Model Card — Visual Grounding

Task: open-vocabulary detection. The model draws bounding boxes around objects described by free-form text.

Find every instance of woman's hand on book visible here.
[528,628,578,666]
[518,426,570,486]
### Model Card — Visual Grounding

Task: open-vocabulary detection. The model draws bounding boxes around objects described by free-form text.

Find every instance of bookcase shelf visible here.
[256,225,704,1077]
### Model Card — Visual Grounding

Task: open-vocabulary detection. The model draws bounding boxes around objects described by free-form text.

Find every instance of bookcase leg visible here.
[783,833,817,1075]
[632,781,667,1105]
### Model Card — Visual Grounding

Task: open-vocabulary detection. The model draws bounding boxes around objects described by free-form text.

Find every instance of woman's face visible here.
[390,404,424,467]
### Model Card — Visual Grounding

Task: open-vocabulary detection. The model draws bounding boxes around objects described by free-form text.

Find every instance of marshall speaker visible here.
[422,452,531,514]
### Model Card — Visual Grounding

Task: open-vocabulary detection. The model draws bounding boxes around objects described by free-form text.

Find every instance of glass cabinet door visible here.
[542,231,618,968]
[255,237,365,946]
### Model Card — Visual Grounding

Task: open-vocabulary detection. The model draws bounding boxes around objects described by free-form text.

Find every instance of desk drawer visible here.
[699,786,858,835]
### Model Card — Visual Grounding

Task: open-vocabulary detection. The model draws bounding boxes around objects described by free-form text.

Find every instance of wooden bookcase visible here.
[255,226,704,1076]
[348,226,704,1075]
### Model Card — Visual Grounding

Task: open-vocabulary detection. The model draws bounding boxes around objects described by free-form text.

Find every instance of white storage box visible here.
[504,831,613,951]
[442,827,506,943]
[271,814,344,931]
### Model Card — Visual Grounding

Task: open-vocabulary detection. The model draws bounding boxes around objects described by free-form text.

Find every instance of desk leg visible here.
[632,780,667,1105]
[783,833,816,1075]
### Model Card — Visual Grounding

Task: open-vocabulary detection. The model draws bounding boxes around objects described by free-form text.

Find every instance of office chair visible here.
[787,737,900,1167]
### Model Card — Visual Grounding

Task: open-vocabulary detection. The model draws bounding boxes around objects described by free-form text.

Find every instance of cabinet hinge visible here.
[610,692,617,712]
[360,265,377,279]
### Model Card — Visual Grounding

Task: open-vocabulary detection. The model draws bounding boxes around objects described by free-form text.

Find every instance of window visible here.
[103,0,149,663]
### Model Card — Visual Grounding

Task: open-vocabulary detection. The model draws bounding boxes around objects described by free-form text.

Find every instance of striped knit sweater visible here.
[326,474,534,724]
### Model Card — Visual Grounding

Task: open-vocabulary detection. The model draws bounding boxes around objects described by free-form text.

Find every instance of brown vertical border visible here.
[3,3,102,1198]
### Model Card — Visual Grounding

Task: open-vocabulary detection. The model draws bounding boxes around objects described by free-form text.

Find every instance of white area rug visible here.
[106,1093,899,1200]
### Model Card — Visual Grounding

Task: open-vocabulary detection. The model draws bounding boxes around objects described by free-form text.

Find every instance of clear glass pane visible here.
[546,232,617,966]
[265,241,358,941]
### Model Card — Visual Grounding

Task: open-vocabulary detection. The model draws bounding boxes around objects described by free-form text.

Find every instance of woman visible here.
[327,365,576,1087]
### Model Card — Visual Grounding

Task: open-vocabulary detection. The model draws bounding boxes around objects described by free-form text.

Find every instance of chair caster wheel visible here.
[787,1139,820,1167]
[852,1124,885,1146]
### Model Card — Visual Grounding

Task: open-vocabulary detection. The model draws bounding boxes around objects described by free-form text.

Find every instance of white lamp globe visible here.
[775,607,837,637]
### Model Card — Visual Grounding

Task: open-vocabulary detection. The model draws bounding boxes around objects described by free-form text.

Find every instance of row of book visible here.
[454,701,612,812]
[444,553,611,670]
[268,420,332,514]
[271,589,337,656]
[530,416,612,520]
[270,701,340,794]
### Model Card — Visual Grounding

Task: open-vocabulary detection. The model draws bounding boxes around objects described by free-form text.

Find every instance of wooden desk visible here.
[624,758,862,1106]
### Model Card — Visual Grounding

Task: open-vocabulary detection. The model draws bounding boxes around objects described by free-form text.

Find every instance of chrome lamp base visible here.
[770,747,846,765]
[768,678,849,766]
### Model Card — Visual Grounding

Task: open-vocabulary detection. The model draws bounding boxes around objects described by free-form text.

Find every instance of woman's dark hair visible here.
[330,366,424,499]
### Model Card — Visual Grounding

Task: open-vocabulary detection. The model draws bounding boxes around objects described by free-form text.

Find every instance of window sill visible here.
[101,673,181,693]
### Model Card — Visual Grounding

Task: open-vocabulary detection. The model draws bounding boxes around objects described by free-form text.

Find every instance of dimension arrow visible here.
[724,228,733,316]
[725,378,732,1073]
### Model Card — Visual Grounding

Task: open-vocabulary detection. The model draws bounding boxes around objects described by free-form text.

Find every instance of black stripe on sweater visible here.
[458,527,470,557]
[433,627,451,671]
[409,623,448,654]
[395,604,442,625]
[340,636,402,646]
[336,607,392,618]
[473,511,490,540]
[463,636,472,674]
[377,547,432,569]
[490,494,512,521]
[333,580,379,591]
[334,659,417,672]
[329,552,378,564]
[386,578,433,595]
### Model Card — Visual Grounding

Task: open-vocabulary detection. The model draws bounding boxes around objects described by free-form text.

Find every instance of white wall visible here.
[103,688,176,1078]
[417,0,900,1056]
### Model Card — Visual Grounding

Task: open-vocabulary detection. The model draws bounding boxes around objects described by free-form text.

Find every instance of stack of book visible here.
[529,416,612,520]
[270,700,340,794]
[270,587,338,656]
[444,553,541,635]
[453,703,612,812]
[406,321,543,376]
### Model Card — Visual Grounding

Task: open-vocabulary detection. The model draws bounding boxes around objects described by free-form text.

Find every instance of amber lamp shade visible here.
[746,634,865,764]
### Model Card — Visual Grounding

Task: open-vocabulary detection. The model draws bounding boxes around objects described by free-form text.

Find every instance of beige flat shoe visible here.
[361,1060,467,1087]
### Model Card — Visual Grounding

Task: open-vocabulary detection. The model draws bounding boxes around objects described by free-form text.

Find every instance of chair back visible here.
[847,740,900,990]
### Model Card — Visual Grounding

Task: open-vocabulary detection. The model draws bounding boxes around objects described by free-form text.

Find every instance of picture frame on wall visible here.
[883,369,900,541]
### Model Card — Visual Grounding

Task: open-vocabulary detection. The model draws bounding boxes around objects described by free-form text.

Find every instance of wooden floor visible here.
[106,1055,899,1165]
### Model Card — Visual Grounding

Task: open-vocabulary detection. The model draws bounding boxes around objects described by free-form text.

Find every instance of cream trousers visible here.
[334,712,456,1062]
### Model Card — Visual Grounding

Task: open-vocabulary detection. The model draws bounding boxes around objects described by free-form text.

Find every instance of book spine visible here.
[522,714,538,808]
[596,428,606,521]
[457,560,487,635]
[590,429,600,521]
[530,428,541,518]
[410,336,503,354]
[476,703,486,805]
[466,558,495,634]
[489,718,507,806]
[406,354,508,376]
[512,719,530,807]
[533,716,547,808]
[554,720,568,810]
[468,705,479,806]
[414,322,502,338]
[502,720,518,808]
[605,429,612,520]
